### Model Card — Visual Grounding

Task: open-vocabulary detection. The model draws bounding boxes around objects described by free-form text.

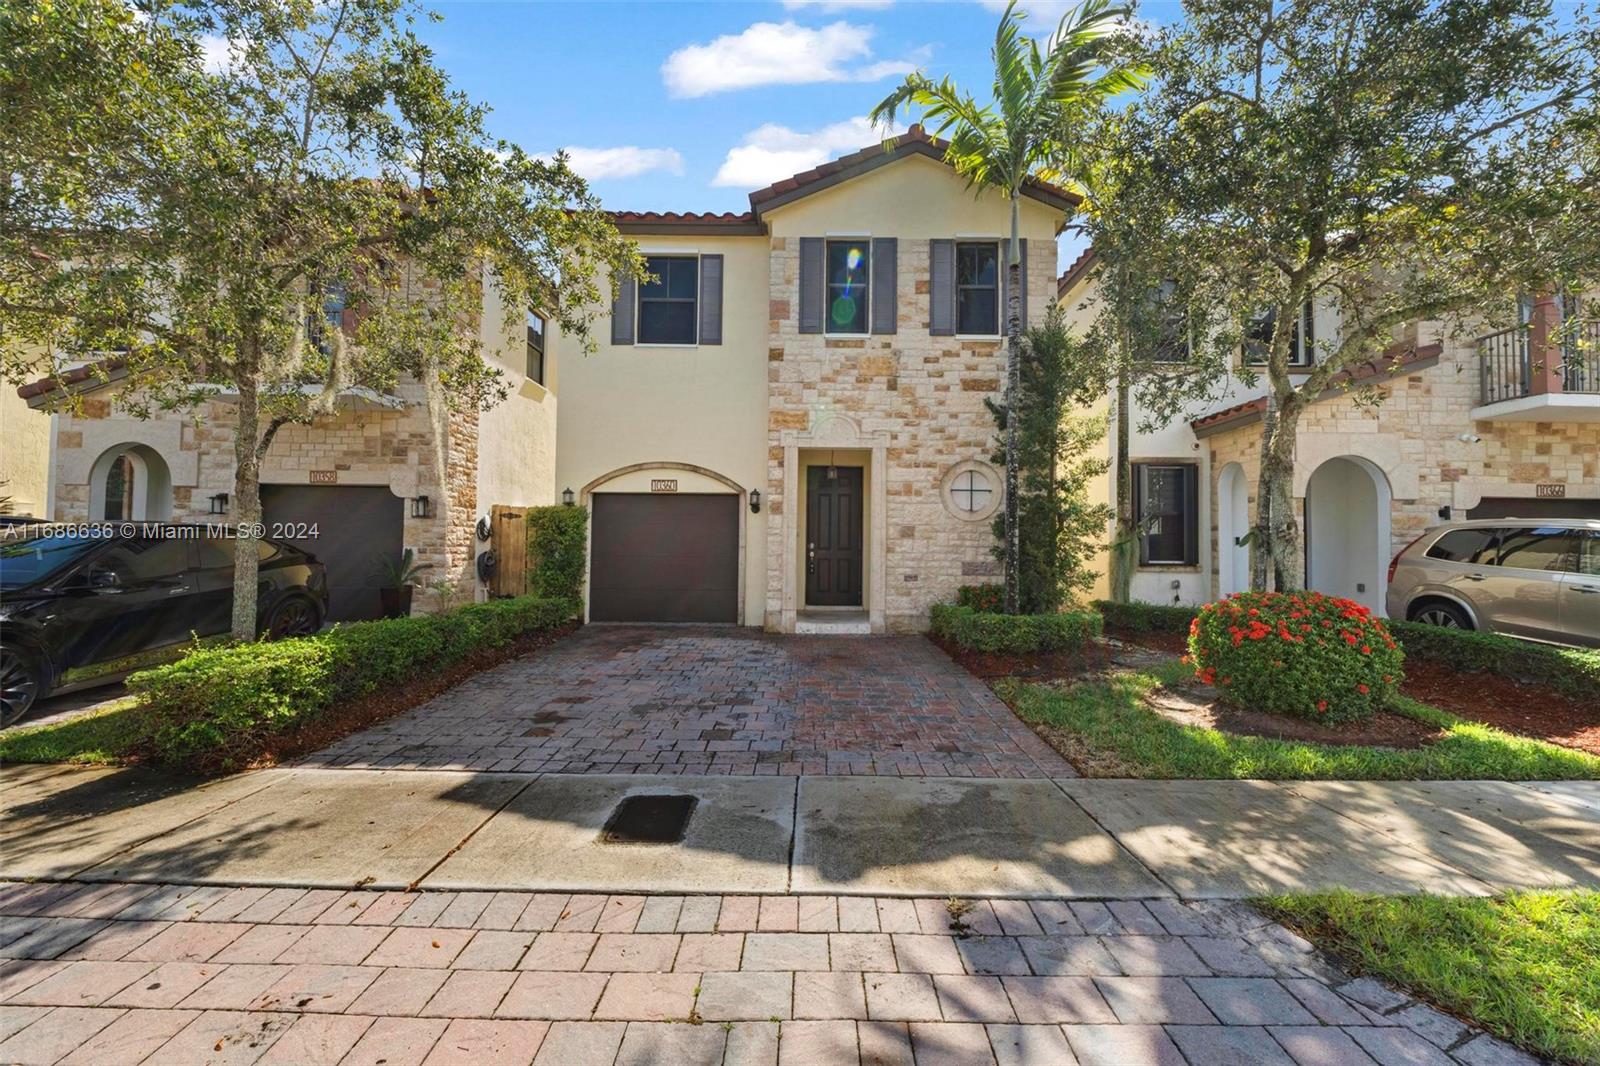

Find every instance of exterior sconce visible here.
[562,487,576,507]
[1438,505,1452,520]
[749,489,762,514]
[411,495,432,519]
[209,493,229,515]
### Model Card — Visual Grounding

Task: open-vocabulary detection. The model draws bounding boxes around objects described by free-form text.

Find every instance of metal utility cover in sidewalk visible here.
[791,777,1170,899]
[425,775,796,893]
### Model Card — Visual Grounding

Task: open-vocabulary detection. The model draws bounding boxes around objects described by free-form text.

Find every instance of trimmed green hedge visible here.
[128,595,576,774]
[956,584,1004,612]
[527,505,587,603]
[1388,620,1600,700]
[1093,599,1198,633]
[930,604,1103,654]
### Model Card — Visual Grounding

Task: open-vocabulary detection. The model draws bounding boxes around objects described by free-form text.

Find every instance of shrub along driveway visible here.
[299,626,1073,778]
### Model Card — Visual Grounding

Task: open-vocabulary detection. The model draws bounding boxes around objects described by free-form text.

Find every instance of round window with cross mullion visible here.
[940,461,1002,521]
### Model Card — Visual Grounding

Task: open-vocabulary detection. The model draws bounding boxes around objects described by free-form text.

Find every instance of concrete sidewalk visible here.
[4,766,1596,899]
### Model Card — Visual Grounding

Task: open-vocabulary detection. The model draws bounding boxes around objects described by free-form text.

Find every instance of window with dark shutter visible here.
[870,237,897,334]
[929,239,955,335]
[526,309,545,384]
[698,255,723,345]
[825,239,870,335]
[798,238,824,334]
[1134,463,1199,566]
[611,271,636,345]
[956,242,999,335]
[637,255,699,345]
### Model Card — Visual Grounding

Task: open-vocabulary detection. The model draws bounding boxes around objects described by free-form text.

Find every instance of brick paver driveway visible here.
[301,626,1071,778]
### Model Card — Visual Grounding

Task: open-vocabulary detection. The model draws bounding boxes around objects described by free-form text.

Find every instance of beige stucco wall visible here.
[1,387,52,517]
[763,154,1064,632]
[554,231,771,626]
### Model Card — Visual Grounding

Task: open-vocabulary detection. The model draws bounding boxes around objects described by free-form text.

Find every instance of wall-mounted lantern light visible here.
[1438,505,1452,520]
[562,487,576,507]
[411,495,432,519]
[749,489,762,514]
[209,493,229,515]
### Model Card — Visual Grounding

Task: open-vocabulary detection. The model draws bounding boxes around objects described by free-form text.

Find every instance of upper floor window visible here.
[308,279,347,355]
[526,310,545,384]
[638,255,698,344]
[826,239,870,335]
[956,242,999,336]
[1244,301,1314,368]
[1149,279,1191,363]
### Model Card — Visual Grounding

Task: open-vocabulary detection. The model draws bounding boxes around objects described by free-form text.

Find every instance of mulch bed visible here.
[928,634,1114,681]
[1400,657,1600,757]
[1110,627,1600,756]
[225,622,579,772]
[1143,682,1444,748]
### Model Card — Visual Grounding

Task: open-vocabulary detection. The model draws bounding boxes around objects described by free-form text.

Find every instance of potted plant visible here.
[375,548,432,618]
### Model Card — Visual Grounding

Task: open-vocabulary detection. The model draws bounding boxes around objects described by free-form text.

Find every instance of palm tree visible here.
[871,0,1144,615]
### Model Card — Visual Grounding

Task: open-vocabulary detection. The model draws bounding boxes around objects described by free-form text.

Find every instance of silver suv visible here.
[1387,518,1600,647]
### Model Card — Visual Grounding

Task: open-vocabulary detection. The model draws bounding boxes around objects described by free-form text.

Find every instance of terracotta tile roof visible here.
[1057,247,1098,295]
[1189,341,1443,434]
[746,124,1081,217]
[610,210,756,225]
[16,355,128,403]
[609,210,764,235]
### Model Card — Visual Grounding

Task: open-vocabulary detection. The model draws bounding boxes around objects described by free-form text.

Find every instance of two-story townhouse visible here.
[18,268,557,622]
[1059,250,1600,616]
[556,126,1071,633]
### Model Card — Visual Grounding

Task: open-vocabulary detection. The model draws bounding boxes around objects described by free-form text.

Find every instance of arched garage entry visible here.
[1305,456,1392,615]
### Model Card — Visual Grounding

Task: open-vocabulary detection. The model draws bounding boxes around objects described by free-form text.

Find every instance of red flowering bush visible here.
[1186,591,1404,724]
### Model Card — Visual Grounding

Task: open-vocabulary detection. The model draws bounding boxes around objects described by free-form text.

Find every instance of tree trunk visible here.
[1002,198,1023,615]
[230,375,264,640]
[1251,390,1303,592]
[1110,367,1134,602]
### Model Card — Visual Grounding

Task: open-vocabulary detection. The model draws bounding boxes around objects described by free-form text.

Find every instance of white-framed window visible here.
[1244,301,1315,367]
[637,254,698,344]
[1134,462,1198,566]
[825,238,870,335]
[956,241,1000,336]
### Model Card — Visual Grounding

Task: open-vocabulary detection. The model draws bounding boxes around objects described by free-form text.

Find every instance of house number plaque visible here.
[1535,483,1565,499]
[650,479,678,493]
[309,470,338,484]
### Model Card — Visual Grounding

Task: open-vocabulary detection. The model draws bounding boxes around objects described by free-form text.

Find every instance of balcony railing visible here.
[1478,326,1530,404]
[1561,319,1600,393]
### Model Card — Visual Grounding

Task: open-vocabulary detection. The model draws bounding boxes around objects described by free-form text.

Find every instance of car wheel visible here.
[263,596,322,639]
[1412,601,1473,630]
[0,646,43,728]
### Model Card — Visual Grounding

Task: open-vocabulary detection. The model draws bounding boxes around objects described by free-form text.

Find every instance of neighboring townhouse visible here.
[556,126,1070,633]
[20,127,1072,634]
[1058,250,1600,616]
[18,271,557,622]
[0,387,50,518]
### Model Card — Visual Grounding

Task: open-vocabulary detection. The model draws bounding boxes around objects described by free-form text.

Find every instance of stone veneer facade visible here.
[762,236,1058,633]
[46,382,482,610]
[1201,317,1600,588]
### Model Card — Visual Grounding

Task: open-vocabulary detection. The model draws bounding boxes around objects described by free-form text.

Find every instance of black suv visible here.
[0,526,328,726]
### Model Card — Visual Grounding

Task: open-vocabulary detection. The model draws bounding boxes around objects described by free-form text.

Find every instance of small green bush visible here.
[526,505,587,602]
[930,603,1103,654]
[956,584,1004,612]
[128,595,576,773]
[1188,590,1403,724]
[1094,599,1198,633]
[1390,620,1600,699]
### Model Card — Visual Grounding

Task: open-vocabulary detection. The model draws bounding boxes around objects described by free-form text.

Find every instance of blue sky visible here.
[417,1,1179,267]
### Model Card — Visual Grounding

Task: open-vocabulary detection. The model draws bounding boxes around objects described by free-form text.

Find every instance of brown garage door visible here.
[262,484,404,622]
[590,493,738,623]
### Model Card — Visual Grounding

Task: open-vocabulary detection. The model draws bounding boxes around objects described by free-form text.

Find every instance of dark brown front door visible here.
[590,493,739,623]
[806,466,863,606]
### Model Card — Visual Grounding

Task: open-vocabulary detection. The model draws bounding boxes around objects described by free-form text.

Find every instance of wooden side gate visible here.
[489,504,529,598]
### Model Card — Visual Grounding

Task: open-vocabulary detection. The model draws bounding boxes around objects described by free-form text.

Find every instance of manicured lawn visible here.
[1260,890,1600,1065]
[0,700,152,766]
[1005,664,1600,780]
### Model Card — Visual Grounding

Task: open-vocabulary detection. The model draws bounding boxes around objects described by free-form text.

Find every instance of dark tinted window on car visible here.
[196,533,278,569]
[96,537,191,582]
[1425,528,1500,564]
[0,534,101,589]
[1577,531,1600,577]
[1497,528,1578,572]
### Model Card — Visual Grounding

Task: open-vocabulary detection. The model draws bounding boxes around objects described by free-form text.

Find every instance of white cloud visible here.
[712,115,907,188]
[558,146,685,181]
[662,21,919,98]
[979,0,1159,39]
[781,0,895,10]
[198,33,235,73]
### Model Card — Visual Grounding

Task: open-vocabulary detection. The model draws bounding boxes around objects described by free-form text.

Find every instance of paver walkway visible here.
[0,881,1538,1066]
[301,627,1070,778]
